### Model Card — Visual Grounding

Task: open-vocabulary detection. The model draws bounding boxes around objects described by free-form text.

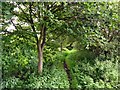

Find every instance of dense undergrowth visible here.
[55,50,119,89]
[2,49,119,89]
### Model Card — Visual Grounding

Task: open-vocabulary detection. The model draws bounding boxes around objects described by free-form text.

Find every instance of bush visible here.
[2,63,69,89]
[71,57,118,88]
[26,66,69,88]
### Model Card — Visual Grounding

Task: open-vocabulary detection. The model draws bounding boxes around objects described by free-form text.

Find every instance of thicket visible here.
[2,43,119,89]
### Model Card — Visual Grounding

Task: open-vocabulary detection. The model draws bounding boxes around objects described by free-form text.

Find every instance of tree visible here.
[1,2,70,73]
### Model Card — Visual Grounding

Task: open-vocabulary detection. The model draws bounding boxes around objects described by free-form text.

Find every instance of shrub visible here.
[71,57,118,88]
[26,66,69,88]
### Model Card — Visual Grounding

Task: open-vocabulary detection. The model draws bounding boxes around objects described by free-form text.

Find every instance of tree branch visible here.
[17,4,31,23]
[29,2,38,43]
[10,19,19,31]
[41,26,46,49]
[50,2,64,14]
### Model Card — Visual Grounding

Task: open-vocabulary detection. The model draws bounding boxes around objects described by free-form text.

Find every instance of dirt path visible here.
[63,60,72,89]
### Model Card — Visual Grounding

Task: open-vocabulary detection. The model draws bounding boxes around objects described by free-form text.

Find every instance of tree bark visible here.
[37,25,46,73]
[37,43,43,73]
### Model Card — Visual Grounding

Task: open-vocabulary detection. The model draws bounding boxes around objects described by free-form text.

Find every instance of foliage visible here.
[2,77,24,89]
[2,64,69,89]
[1,2,119,89]
[26,67,69,88]
[71,57,119,89]
[2,35,37,78]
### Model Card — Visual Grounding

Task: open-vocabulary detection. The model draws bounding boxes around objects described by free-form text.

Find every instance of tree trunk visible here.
[37,26,46,73]
[37,43,43,73]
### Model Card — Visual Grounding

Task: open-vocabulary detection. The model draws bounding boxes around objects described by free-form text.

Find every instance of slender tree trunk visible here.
[37,25,46,73]
[37,43,43,73]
